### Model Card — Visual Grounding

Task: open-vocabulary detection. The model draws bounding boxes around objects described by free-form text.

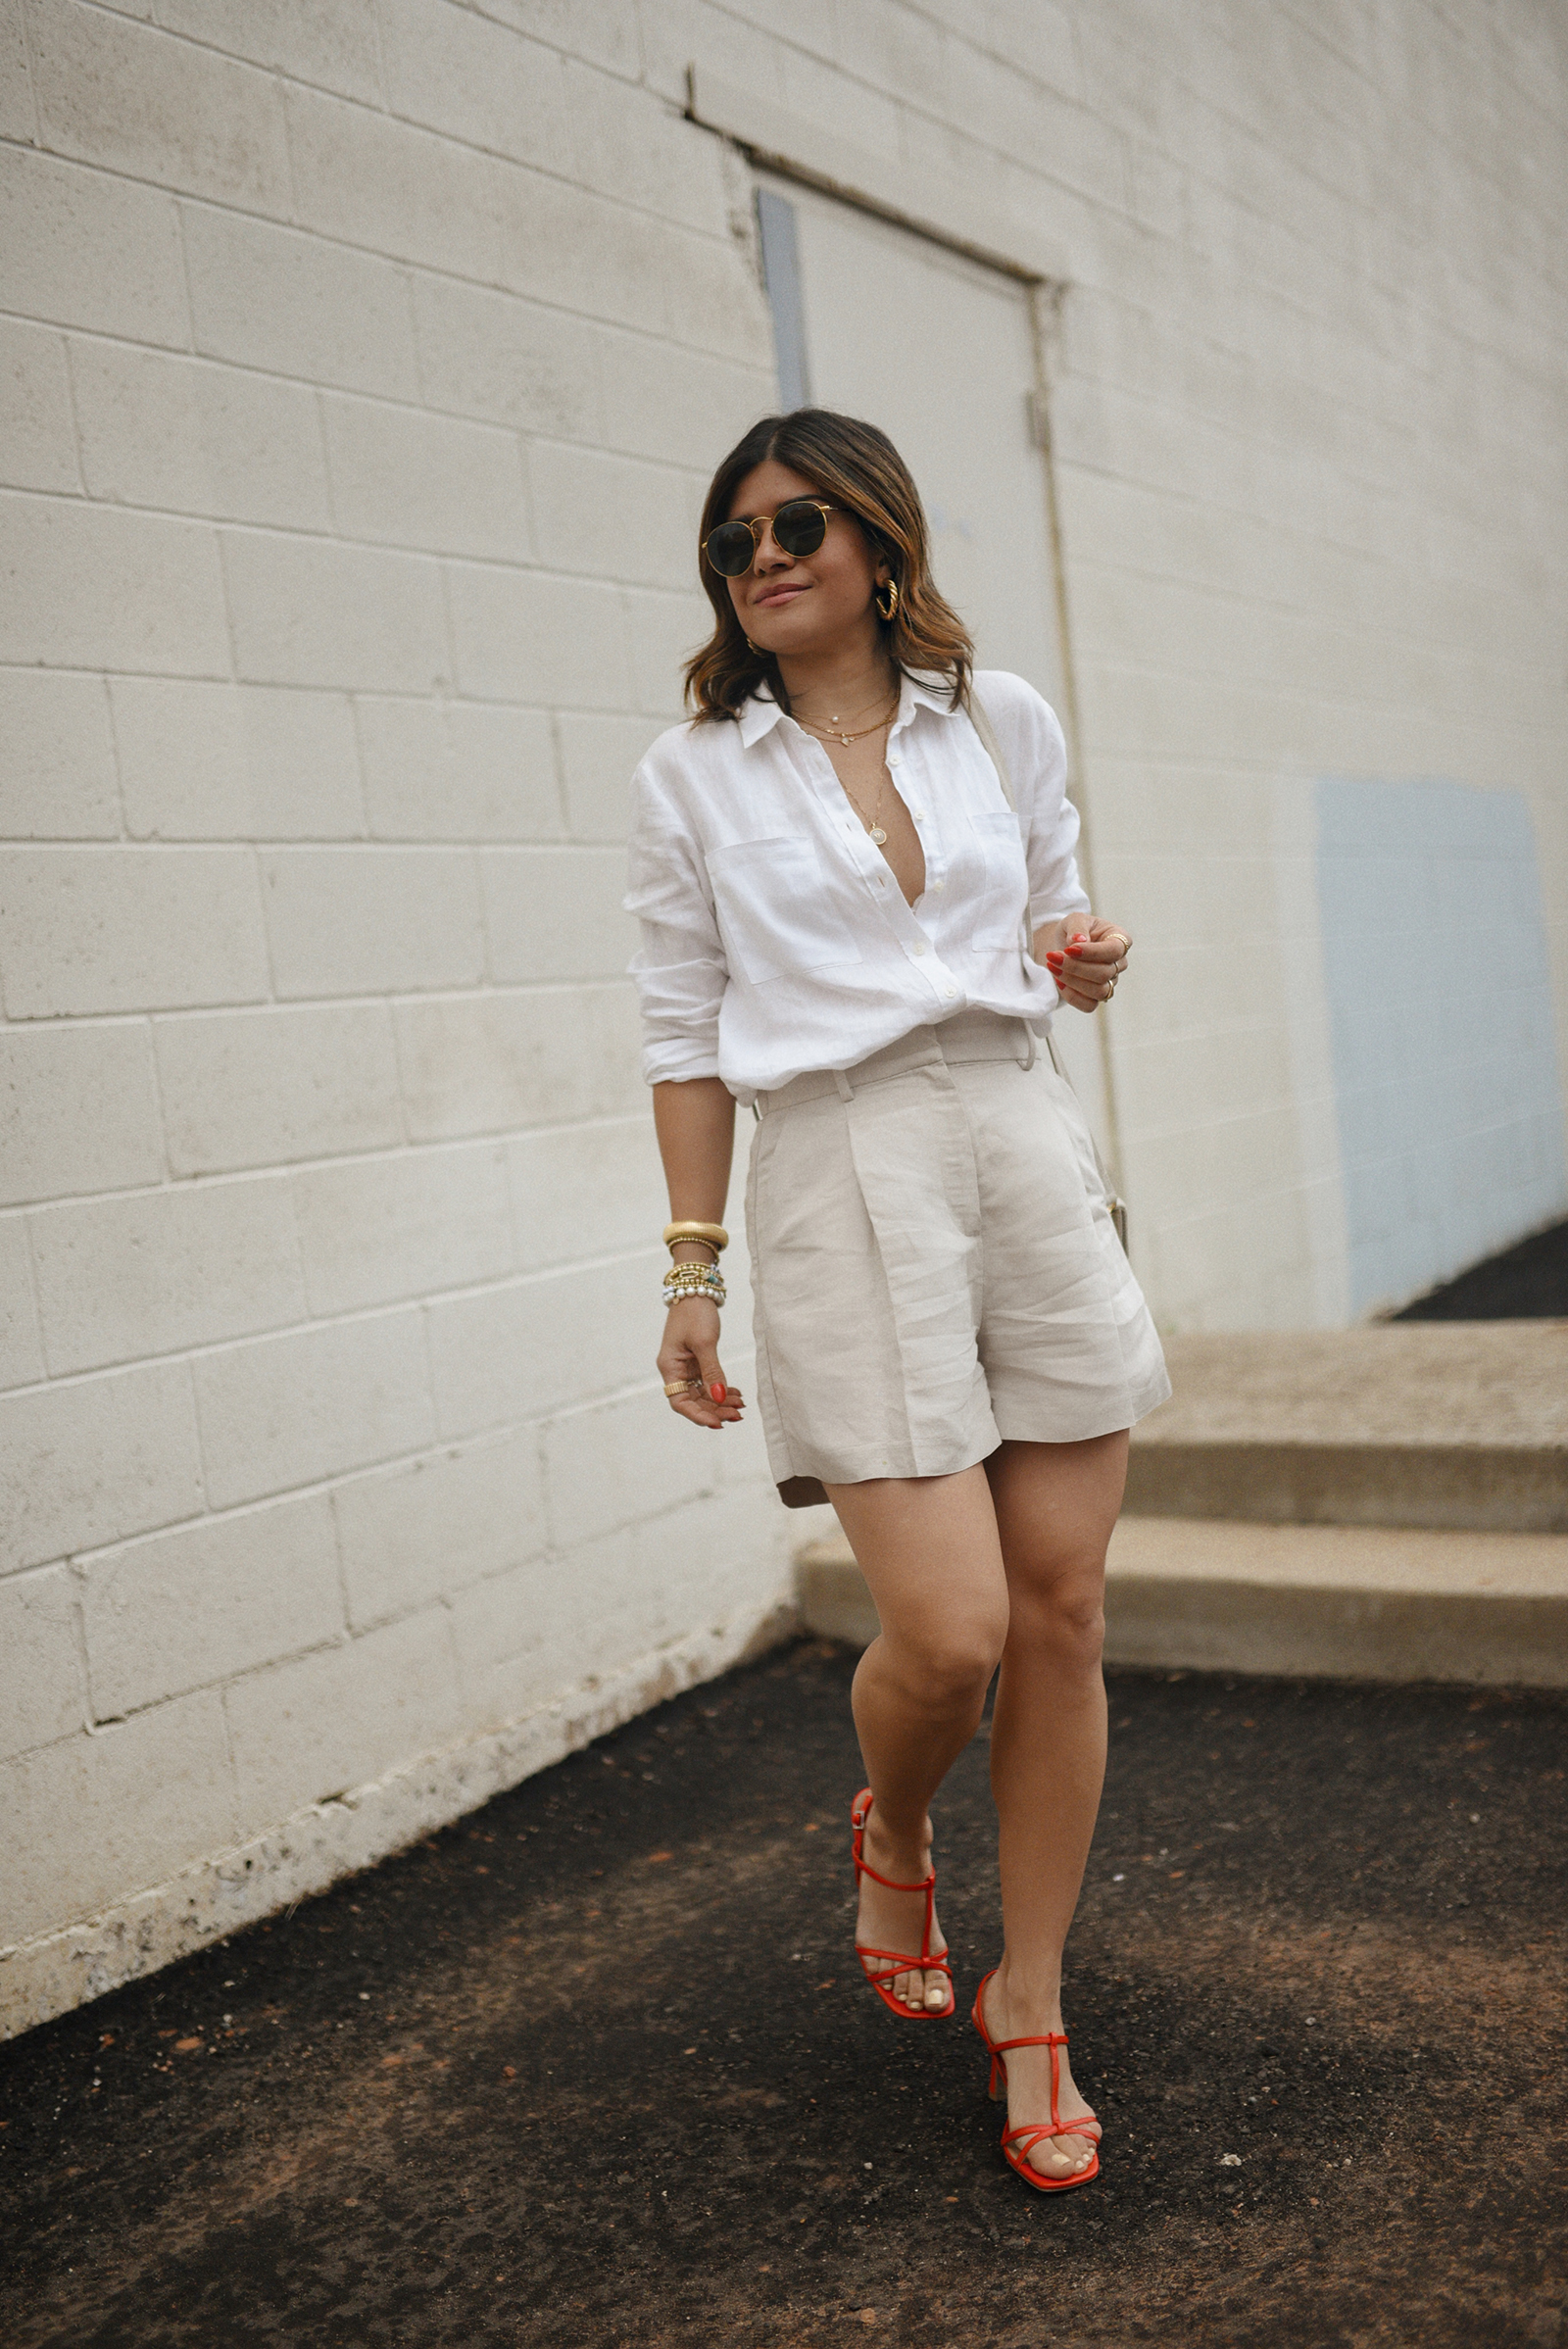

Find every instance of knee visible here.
[892,1611,1008,1710]
[1011,1576,1105,1674]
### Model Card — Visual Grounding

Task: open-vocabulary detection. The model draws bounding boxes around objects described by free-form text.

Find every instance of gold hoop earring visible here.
[745,636,761,653]
[875,579,900,622]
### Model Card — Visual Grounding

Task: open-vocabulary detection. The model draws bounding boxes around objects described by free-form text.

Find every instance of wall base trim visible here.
[0,1596,798,2043]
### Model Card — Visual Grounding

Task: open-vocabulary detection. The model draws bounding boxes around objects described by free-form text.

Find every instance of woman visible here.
[625,410,1169,2192]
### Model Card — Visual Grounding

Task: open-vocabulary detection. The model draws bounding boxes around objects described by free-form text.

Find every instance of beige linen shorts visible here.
[746,1009,1170,1488]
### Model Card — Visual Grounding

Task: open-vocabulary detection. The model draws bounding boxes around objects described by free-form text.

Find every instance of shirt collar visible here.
[736,670,959,748]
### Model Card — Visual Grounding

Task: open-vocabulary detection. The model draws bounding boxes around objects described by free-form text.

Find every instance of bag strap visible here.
[967,687,1128,1252]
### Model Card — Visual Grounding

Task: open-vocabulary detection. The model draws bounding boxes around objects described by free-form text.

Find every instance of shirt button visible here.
[932,879,945,891]
[912,808,926,820]
[943,985,958,1000]
[912,940,928,957]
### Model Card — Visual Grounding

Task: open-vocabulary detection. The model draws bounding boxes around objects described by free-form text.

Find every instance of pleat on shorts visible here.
[745,1008,1170,1488]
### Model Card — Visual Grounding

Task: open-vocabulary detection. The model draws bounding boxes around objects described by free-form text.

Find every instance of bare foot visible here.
[980,1971,1100,2180]
[854,1807,950,2013]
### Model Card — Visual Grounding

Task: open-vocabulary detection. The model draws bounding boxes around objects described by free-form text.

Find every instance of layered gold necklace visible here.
[792,689,901,748]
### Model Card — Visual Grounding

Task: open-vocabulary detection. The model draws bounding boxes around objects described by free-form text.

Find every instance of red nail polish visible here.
[710,1383,725,1402]
[1065,945,1084,956]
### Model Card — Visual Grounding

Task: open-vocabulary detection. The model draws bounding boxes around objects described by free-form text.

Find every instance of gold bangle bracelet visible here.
[663,1219,728,1253]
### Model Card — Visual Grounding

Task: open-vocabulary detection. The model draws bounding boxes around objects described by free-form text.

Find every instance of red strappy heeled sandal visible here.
[971,1967,1102,2191]
[849,1788,955,2020]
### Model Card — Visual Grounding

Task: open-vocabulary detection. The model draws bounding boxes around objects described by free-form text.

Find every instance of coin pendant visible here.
[869,824,888,844]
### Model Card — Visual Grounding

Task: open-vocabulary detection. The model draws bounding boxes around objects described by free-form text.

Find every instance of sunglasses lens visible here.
[773,501,828,557]
[706,522,755,576]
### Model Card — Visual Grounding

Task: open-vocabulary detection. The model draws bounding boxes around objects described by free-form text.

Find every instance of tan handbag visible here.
[774,692,1125,1511]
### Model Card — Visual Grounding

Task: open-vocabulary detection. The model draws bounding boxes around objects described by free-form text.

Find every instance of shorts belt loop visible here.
[1017,1020,1037,1072]
[833,1067,854,1101]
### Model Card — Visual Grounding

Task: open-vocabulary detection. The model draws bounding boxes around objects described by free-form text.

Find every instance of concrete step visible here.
[1125,1325,1568,1533]
[795,1519,1568,1688]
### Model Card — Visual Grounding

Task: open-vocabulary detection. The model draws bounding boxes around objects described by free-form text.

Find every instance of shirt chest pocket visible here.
[968,809,1030,951]
[705,834,864,986]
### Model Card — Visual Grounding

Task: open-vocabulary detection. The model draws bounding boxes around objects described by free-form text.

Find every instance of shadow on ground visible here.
[2,1643,1564,2347]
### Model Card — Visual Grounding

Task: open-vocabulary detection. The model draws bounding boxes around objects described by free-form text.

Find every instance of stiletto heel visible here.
[849,1788,955,2021]
[971,1967,1102,2191]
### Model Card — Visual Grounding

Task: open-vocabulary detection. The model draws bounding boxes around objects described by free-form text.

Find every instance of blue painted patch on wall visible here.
[1316,777,1567,1316]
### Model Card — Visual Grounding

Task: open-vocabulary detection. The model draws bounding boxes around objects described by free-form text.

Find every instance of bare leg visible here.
[825,1467,1010,2012]
[980,1429,1128,2178]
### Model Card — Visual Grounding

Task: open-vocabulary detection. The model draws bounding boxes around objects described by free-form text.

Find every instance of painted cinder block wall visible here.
[2,0,1566,2032]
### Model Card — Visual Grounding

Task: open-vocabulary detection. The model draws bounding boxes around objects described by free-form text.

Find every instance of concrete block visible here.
[660,219,773,367]
[0,318,79,493]
[2,1359,205,1573]
[491,168,668,336]
[259,846,484,999]
[598,329,768,469]
[79,1491,342,1717]
[0,491,228,673]
[0,145,188,348]
[0,1214,45,1390]
[331,1426,545,1632]
[222,530,449,694]
[556,712,667,842]
[0,671,120,839]
[70,342,331,530]
[28,0,292,212]
[561,54,728,236]
[447,563,631,707]
[0,847,270,1018]
[463,0,639,76]
[193,1306,435,1509]
[151,0,383,104]
[291,1140,513,1317]
[424,1254,646,1437]
[155,1002,402,1177]
[356,697,562,842]
[223,1607,463,1835]
[542,1388,716,1547]
[445,1547,568,1728]
[0,1565,82,1760]
[28,0,292,209]
[394,981,643,1141]
[410,274,603,439]
[622,586,713,717]
[182,206,419,401]
[284,81,503,280]
[375,0,571,172]
[0,1022,165,1208]
[28,1174,306,1377]
[320,394,530,562]
[0,0,31,140]
[112,679,366,842]
[479,847,636,982]
[527,440,698,587]
[0,1690,237,1943]
[507,1115,663,1273]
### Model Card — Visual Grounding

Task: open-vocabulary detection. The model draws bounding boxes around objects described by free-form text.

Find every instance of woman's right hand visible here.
[659,1296,745,1429]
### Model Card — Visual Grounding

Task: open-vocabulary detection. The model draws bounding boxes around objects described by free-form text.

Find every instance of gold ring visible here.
[662,1378,700,1398]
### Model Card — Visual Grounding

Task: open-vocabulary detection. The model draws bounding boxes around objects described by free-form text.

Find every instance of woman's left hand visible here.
[1041,917,1131,1012]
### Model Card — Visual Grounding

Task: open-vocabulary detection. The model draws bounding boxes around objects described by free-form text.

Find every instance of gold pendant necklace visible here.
[837,735,893,844]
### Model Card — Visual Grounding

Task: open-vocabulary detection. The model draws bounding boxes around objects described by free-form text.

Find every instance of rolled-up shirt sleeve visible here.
[1010,687,1091,931]
[624,763,729,1086]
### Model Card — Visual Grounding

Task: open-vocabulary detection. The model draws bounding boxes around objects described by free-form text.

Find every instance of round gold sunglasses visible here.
[702,500,837,578]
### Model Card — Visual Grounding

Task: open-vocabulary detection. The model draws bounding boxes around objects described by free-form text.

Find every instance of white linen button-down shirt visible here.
[624,668,1090,1102]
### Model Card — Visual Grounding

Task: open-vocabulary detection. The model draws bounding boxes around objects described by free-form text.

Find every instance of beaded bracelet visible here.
[663,1285,726,1309]
[662,1265,726,1298]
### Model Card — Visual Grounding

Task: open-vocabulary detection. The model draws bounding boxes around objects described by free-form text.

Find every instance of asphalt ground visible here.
[1391,1216,1568,1319]
[1,1641,1563,2348]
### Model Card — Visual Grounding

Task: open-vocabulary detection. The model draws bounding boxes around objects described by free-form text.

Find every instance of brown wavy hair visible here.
[684,410,974,722]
